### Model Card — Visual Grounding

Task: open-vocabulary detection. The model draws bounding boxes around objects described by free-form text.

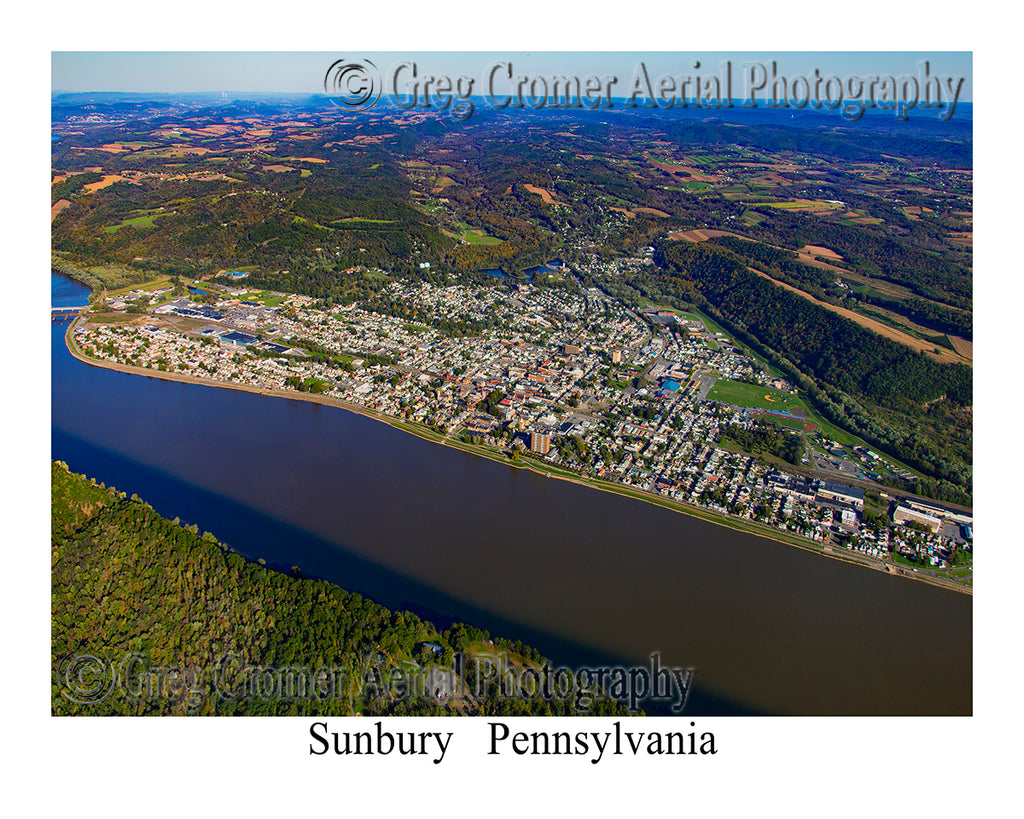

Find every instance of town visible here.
[70,256,973,590]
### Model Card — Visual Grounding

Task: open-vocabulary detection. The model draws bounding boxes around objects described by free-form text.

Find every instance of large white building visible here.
[893,505,942,533]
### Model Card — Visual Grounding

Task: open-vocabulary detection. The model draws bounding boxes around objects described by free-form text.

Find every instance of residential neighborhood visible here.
[74,259,973,583]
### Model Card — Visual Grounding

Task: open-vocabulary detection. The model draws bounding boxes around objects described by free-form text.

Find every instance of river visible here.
[51,273,972,715]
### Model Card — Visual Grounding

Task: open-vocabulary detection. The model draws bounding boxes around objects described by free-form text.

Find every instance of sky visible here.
[52,51,972,101]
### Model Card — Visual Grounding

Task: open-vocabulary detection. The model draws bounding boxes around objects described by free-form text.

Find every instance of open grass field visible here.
[837,210,883,225]
[752,199,844,213]
[109,277,175,296]
[453,223,502,245]
[707,378,808,414]
[739,210,768,226]
[245,291,287,307]
[139,145,212,158]
[646,157,718,181]
[760,413,818,432]
[683,153,734,167]
[103,213,164,233]
[335,217,397,225]
[98,141,159,153]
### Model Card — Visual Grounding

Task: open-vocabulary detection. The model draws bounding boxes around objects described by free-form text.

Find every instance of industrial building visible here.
[893,505,942,533]
[815,481,865,511]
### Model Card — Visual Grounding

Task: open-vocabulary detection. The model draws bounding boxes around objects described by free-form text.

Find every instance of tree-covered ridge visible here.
[652,242,972,500]
[51,462,630,717]
[708,235,972,340]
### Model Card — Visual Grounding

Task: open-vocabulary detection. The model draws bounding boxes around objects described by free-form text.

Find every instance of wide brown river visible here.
[52,274,971,715]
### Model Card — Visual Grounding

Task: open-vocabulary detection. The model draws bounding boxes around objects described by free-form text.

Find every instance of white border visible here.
[12,2,1016,814]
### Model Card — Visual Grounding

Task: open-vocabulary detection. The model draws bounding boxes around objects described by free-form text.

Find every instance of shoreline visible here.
[62,317,971,597]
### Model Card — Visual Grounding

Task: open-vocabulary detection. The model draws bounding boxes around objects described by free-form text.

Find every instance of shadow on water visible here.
[53,429,763,716]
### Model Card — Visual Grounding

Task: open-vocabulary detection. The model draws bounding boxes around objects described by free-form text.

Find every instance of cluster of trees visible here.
[52,462,631,717]
[362,291,491,338]
[554,434,591,466]
[284,375,329,394]
[51,172,104,204]
[721,421,805,465]
[477,389,506,417]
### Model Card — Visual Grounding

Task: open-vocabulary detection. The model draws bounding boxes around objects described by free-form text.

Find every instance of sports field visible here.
[706,379,807,414]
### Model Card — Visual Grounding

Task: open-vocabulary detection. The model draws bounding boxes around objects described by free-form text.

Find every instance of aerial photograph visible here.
[50,49,975,727]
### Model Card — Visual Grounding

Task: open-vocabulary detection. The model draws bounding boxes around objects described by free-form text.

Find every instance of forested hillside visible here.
[52,462,628,716]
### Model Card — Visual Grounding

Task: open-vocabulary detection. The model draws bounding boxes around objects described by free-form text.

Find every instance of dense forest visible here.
[52,462,631,717]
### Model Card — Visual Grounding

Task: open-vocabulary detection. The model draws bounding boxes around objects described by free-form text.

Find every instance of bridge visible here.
[52,305,87,321]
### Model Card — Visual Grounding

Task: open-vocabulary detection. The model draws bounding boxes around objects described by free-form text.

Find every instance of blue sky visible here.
[52,51,972,100]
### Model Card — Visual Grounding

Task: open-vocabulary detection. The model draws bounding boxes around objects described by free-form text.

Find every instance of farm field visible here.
[522,183,561,204]
[750,199,845,213]
[51,199,72,221]
[667,228,743,242]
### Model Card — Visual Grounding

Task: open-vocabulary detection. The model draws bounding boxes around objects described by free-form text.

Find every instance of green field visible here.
[109,276,175,296]
[707,379,807,414]
[103,213,164,233]
[336,217,397,225]
[686,154,732,166]
[241,290,286,307]
[756,200,844,212]
[456,223,503,245]
[739,210,768,225]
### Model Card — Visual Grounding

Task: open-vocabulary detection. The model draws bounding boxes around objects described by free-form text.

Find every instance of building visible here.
[530,431,551,455]
[816,481,865,511]
[893,505,941,533]
[610,349,622,364]
[903,498,973,527]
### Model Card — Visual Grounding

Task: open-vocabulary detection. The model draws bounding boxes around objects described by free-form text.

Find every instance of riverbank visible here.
[63,317,971,597]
